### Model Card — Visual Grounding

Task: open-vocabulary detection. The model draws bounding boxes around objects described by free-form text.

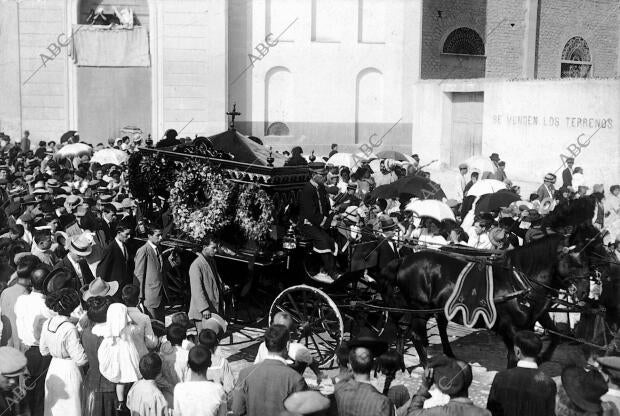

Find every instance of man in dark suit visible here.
[134,226,164,321]
[298,164,338,283]
[232,324,307,416]
[100,203,117,245]
[334,336,393,416]
[376,218,402,272]
[54,233,95,290]
[562,157,574,189]
[97,221,133,288]
[486,331,556,416]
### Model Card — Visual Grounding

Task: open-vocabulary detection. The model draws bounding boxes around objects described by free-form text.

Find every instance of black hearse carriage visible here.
[133,122,380,327]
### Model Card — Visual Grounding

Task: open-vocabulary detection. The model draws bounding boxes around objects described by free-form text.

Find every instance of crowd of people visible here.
[288,146,619,283]
[0,129,618,416]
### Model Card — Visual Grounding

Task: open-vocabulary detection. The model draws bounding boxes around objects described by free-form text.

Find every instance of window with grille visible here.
[561,37,592,78]
[442,28,485,56]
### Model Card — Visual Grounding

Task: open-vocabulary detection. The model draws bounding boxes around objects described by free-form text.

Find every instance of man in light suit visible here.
[188,237,226,331]
[134,226,164,321]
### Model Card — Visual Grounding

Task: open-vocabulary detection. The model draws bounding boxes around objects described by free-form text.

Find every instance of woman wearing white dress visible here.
[39,288,88,416]
[95,303,141,414]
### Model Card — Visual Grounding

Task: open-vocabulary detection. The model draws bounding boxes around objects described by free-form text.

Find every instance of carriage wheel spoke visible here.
[287,293,304,319]
[309,333,324,360]
[302,291,308,317]
[275,305,301,323]
[313,331,333,345]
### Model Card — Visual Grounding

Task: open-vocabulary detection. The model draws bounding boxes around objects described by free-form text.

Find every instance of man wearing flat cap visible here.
[0,346,28,416]
[299,163,339,284]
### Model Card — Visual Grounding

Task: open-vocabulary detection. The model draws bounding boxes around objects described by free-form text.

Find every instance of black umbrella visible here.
[370,176,445,201]
[395,176,445,200]
[475,190,521,215]
[371,183,399,199]
[59,130,77,144]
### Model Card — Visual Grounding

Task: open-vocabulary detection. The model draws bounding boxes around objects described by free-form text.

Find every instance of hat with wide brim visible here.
[68,234,92,257]
[544,173,557,183]
[348,334,389,357]
[380,218,398,232]
[32,181,50,195]
[202,313,228,336]
[64,195,83,213]
[561,366,607,413]
[43,268,75,295]
[80,277,119,301]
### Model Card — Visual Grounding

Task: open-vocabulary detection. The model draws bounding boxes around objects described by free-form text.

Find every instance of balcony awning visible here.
[72,24,150,67]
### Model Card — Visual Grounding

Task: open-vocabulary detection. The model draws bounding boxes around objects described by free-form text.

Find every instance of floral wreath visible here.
[169,161,232,241]
[235,183,274,241]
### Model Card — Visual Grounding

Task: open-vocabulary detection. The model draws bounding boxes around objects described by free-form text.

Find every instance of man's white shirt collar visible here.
[264,353,290,365]
[517,360,538,369]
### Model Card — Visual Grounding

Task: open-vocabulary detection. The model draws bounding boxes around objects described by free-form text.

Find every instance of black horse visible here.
[379,233,591,368]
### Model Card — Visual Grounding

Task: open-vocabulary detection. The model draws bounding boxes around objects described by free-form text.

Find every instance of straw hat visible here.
[32,181,49,195]
[81,277,119,301]
[202,313,228,336]
[64,195,83,213]
[68,233,92,257]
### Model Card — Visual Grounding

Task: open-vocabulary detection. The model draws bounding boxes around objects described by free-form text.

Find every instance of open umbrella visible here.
[461,155,496,176]
[376,150,414,162]
[326,153,357,169]
[395,176,446,200]
[405,199,456,222]
[475,190,521,215]
[59,130,77,144]
[371,184,399,199]
[53,143,93,160]
[90,148,129,166]
[371,175,445,201]
[467,179,507,197]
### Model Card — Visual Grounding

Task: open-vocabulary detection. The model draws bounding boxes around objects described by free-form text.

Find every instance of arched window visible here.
[442,28,485,55]
[266,122,290,136]
[561,37,592,78]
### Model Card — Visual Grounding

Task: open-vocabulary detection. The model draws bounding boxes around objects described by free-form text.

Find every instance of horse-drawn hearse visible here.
[133,122,618,370]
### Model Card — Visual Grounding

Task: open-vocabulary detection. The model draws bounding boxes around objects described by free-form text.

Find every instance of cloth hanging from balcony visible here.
[71,25,150,67]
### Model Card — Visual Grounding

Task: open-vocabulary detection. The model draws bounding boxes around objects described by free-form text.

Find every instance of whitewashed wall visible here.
[0,0,227,143]
[411,78,620,188]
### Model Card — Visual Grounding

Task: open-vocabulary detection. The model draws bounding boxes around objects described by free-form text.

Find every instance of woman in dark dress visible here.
[81,296,116,416]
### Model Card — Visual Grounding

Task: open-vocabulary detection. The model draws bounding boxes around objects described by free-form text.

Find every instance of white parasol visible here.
[461,155,496,175]
[90,148,130,165]
[326,153,357,169]
[53,143,93,160]
[404,199,456,222]
[467,179,508,197]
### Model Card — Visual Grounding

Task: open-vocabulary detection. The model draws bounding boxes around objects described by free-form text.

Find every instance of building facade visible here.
[0,0,618,183]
